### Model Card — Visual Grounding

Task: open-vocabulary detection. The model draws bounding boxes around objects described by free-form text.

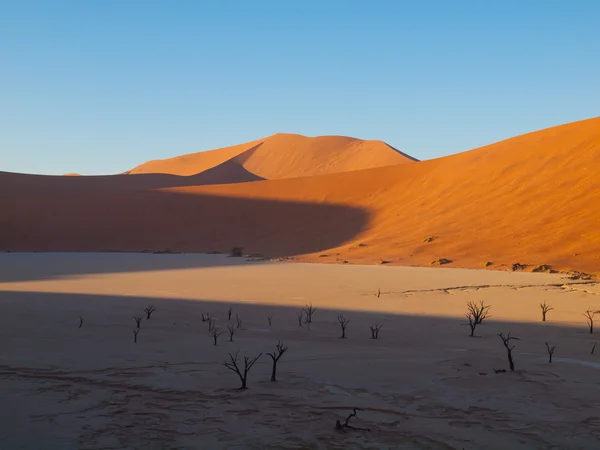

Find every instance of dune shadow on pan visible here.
[0,177,369,281]
[1,290,598,449]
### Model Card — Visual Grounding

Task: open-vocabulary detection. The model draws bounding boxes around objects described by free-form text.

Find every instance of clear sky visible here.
[1,1,599,175]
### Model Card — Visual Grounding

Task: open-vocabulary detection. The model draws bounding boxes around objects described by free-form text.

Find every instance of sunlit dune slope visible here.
[128,133,416,181]
[1,117,599,273]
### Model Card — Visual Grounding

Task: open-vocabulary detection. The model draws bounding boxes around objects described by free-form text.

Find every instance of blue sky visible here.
[1,1,598,175]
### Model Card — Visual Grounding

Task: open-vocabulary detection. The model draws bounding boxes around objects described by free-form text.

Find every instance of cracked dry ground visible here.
[1,256,600,449]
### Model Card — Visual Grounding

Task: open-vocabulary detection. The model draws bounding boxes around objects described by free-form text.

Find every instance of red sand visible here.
[1,118,599,274]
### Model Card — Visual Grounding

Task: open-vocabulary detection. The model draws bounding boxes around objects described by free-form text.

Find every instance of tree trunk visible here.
[271,361,277,382]
[508,350,515,372]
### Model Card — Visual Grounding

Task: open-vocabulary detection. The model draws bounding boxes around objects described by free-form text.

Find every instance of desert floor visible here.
[1,253,600,449]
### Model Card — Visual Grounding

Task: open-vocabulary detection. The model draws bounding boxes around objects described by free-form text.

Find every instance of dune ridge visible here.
[1,117,599,274]
[128,133,416,182]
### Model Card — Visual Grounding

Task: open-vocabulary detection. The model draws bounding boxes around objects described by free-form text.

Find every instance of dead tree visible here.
[222,351,262,389]
[236,314,243,329]
[227,325,235,342]
[78,316,83,328]
[584,309,598,334]
[591,342,596,355]
[304,303,316,324]
[228,307,233,321]
[370,324,382,339]
[267,340,288,382]
[498,332,520,372]
[201,312,212,323]
[133,316,142,329]
[337,314,350,339]
[377,288,381,298]
[267,315,273,328]
[144,305,156,319]
[468,300,491,324]
[464,300,491,337]
[133,328,140,343]
[540,301,553,322]
[545,342,556,363]
[335,408,370,433]
[297,310,303,327]
[212,327,224,346]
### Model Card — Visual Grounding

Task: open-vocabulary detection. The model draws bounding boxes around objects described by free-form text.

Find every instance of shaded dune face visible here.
[1,117,599,273]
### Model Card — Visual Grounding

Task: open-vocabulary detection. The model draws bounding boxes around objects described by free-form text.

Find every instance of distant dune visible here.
[128,133,416,182]
[1,118,599,274]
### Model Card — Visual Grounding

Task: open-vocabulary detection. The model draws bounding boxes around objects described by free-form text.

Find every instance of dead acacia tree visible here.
[78,316,83,328]
[227,325,235,342]
[545,342,556,363]
[212,327,224,345]
[267,340,288,382]
[469,300,491,324]
[236,314,243,329]
[222,350,262,389]
[498,332,520,372]
[584,309,599,334]
[540,301,553,322]
[228,307,232,321]
[296,310,303,327]
[370,324,382,339]
[304,303,316,324]
[377,288,381,298]
[201,312,212,323]
[335,408,371,433]
[464,300,491,337]
[337,314,350,339]
[144,305,156,319]
[133,328,140,343]
[133,316,142,329]
[267,315,273,328]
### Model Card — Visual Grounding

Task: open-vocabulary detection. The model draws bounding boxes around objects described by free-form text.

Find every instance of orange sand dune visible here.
[1,117,599,273]
[129,133,416,182]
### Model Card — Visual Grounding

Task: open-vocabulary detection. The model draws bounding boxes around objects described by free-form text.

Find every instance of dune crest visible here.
[128,133,416,183]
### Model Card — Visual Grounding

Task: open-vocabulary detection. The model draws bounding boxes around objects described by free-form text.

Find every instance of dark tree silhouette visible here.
[545,342,556,363]
[201,312,212,323]
[498,332,520,371]
[335,408,370,433]
[540,301,553,322]
[377,288,381,298]
[370,324,382,339]
[228,307,233,321]
[236,314,243,329]
[223,351,262,389]
[297,310,303,327]
[304,303,316,324]
[267,340,288,382]
[267,315,273,328]
[227,325,235,342]
[212,327,224,346]
[78,316,83,328]
[133,328,140,343]
[464,300,491,337]
[584,309,599,334]
[133,316,142,329]
[144,305,156,319]
[592,342,597,355]
[337,314,350,339]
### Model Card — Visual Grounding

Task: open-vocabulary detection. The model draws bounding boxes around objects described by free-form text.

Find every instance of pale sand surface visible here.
[1,253,600,449]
